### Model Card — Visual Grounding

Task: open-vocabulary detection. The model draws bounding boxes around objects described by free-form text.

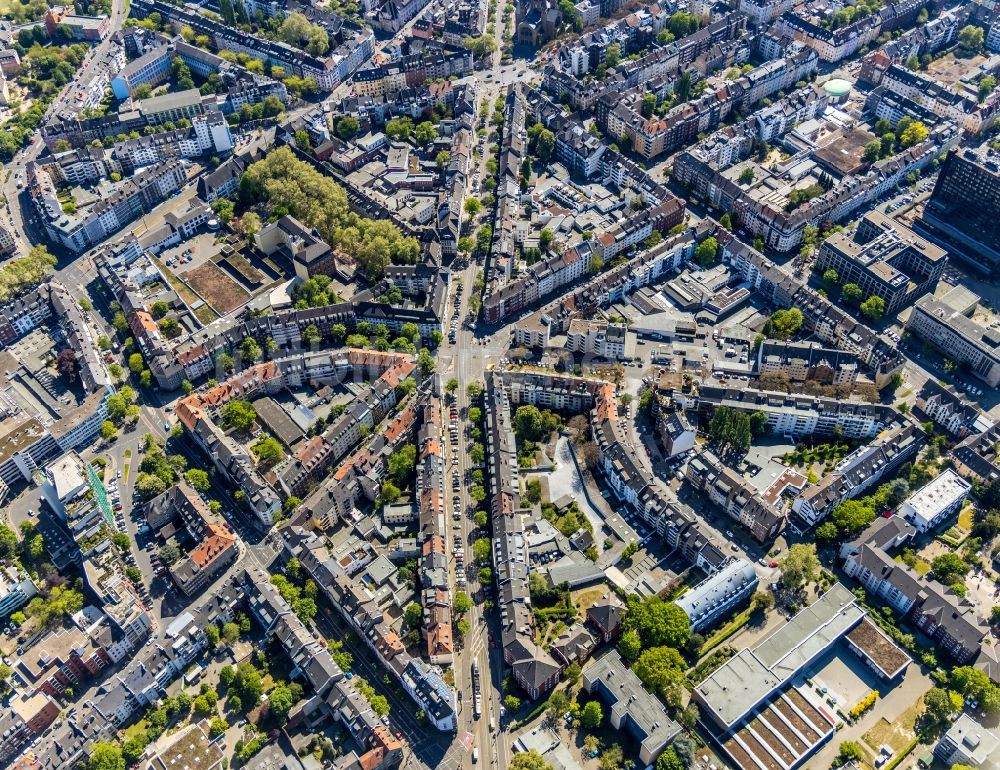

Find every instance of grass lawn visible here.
[571,587,606,614]
[958,506,974,531]
[862,694,924,755]
[194,304,219,325]
[895,554,931,575]
[152,256,201,308]
[122,718,149,740]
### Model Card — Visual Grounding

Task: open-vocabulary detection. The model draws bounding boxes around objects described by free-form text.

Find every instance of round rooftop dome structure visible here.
[823,78,853,100]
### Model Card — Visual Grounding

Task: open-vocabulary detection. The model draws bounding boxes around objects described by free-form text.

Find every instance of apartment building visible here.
[0,566,37,618]
[935,715,1000,768]
[684,449,791,542]
[915,380,981,438]
[757,340,861,387]
[906,295,1000,388]
[584,652,682,766]
[674,558,758,632]
[0,693,61,766]
[565,319,634,360]
[697,383,896,439]
[146,483,239,596]
[721,233,905,388]
[31,159,188,253]
[840,519,986,663]
[897,469,971,534]
[111,43,172,99]
[673,88,959,253]
[791,423,923,526]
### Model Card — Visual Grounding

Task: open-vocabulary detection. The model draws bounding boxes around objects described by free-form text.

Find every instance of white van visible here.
[472,750,479,764]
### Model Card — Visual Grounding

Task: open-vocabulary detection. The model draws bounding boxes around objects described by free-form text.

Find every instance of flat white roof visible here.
[46,453,87,502]
[901,468,971,525]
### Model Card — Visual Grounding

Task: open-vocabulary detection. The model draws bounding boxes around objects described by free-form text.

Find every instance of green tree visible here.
[766,308,804,340]
[388,444,417,485]
[932,552,970,584]
[605,43,621,68]
[128,352,145,373]
[899,121,929,148]
[656,748,685,770]
[414,121,438,146]
[89,744,125,770]
[221,400,256,432]
[472,538,492,563]
[234,661,263,705]
[269,684,294,723]
[209,717,229,738]
[336,115,359,140]
[184,468,210,492]
[404,602,422,628]
[695,236,718,266]
[860,295,885,320]
[842,282,863,304]
[622,595,690,648]
[958,24,985,54]
[837,742,864,764]
[831,499,875,536]
[454,591,472,614]
[385,117,414,141]
[240,337,262,363]
[252,436,284,467]
[780,544,820,590]
[979,75,997,103]
[510,750,553,770]
[580,701,603,729]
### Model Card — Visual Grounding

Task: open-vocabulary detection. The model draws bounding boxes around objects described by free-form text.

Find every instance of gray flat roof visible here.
[695,583,863,728]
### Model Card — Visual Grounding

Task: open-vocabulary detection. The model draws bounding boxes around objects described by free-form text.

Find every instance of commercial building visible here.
[695,584,907,770]
[816,212,946,316]
[897,469,971,534]
[583,651,682,766]
[924,146,1000,273]
[906,295,1000,388]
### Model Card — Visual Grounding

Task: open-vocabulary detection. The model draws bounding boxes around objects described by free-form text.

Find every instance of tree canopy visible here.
[622,595,690,649]
[240,147,420,280]
[780,544,820,590]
